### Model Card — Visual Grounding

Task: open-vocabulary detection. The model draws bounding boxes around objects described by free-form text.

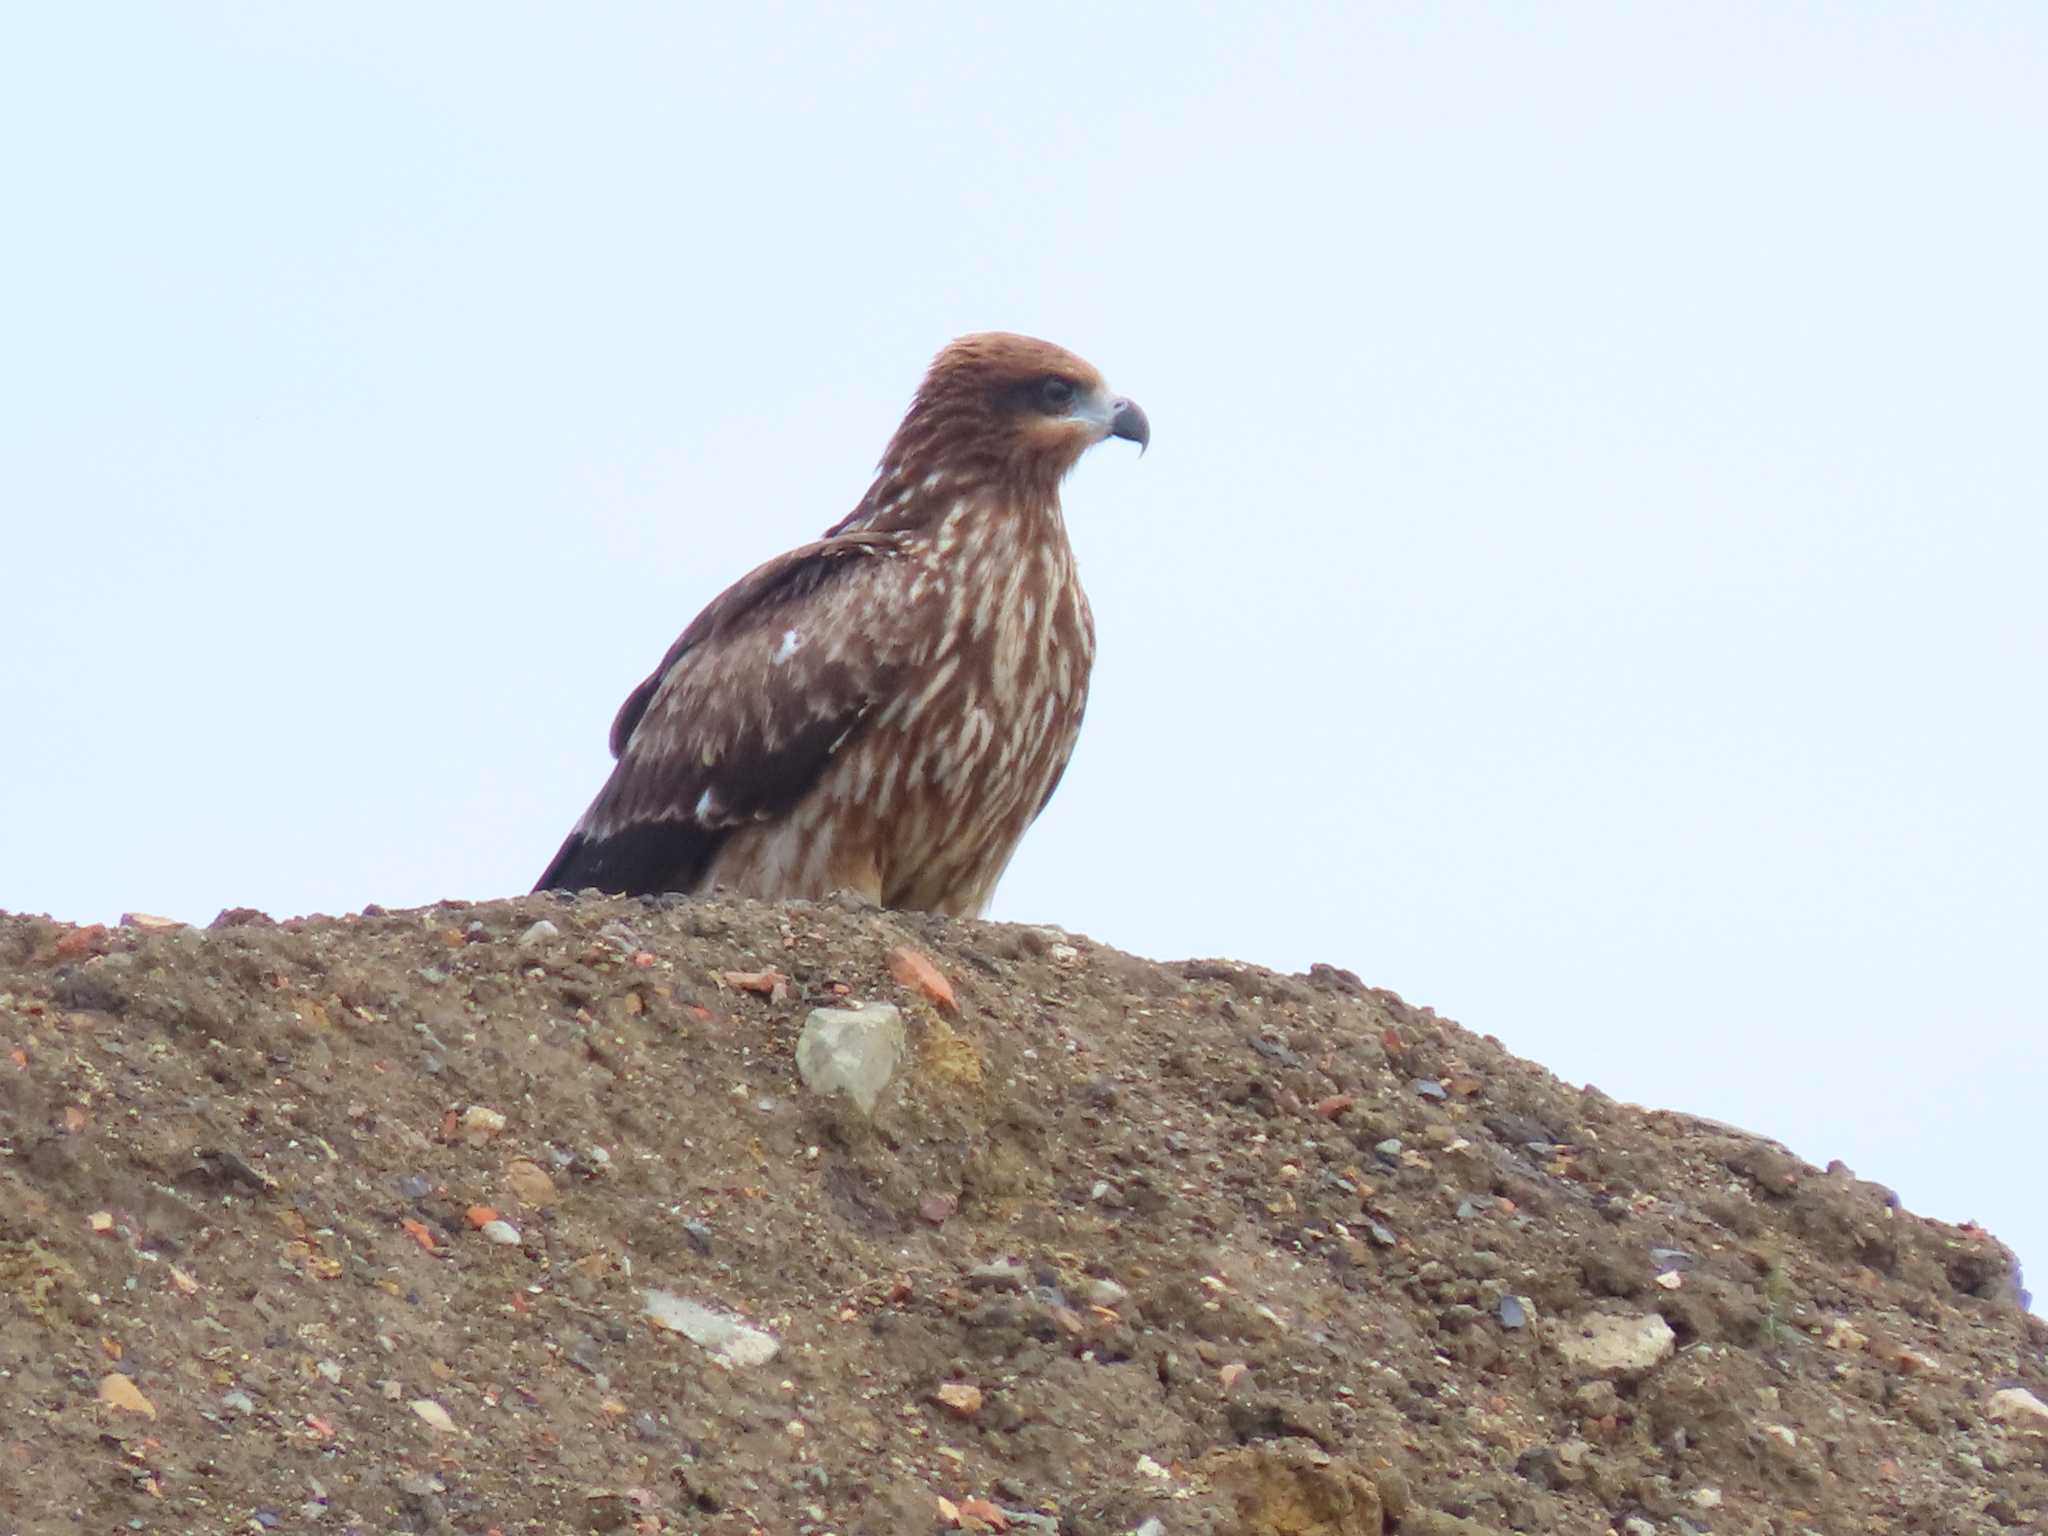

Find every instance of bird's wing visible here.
[535,530,913,894]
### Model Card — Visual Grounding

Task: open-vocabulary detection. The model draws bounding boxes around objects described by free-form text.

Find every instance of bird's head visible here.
[885,332,1148,504]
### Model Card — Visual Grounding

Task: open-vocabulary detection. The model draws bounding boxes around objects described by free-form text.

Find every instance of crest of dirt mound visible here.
[1,895,2041,1534]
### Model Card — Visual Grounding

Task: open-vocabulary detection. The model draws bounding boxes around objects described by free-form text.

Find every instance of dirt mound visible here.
[2,896,2042,1535]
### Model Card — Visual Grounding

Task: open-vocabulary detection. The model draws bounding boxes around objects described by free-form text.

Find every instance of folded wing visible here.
[534,531,912,895]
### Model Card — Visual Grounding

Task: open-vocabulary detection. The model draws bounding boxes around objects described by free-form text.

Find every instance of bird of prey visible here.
[534,332,1148,916]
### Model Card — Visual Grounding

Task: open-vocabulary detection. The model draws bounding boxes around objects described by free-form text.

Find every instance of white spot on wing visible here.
[774,629,803,665]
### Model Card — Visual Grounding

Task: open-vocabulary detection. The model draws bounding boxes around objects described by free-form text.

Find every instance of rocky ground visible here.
[1,894,2042,1536]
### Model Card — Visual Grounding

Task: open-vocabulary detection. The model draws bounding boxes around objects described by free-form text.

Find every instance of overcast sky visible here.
[5,6,2042,1302]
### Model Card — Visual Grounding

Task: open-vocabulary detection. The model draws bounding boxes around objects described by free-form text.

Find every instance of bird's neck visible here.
[830,463,1069,544]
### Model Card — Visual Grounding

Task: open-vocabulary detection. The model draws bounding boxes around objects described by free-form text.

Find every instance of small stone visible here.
[53,923,110,959]
[315,1359,342,1384]
[1989,1386,2048,1430]
[1692,1487,1723,1509]
[222,1390,256,1414]
[518,919,559,946]
[1762,1423,1798,1447]
[1498,1295,1529,1330]
[888,945,957,1012]
[1047,942,1079,965]
[1084,1278,1129,1309]
[919,1194,958,1225]
[410,1398,458,1434]
[795,1004,906,1117]
[1572,1379,1620,1417]
[461,1106,507,1143]
[933,1382,983,1417]
[1825,1319,1867,1351]
[503,1158,557,1206]
[119,911,183,932]
[1412,1078,1448,1100]
[641,1289,779,1368]
[98,1373,156,1417]
[1553,1311,1676,1381]
[966,1258,1028,1292]
[480,1219,521,1245]
[1374,1138,1403,1159]
[681,1218,715,1254]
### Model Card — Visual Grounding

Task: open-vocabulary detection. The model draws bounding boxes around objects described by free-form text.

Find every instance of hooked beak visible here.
[1108,396,1150,455]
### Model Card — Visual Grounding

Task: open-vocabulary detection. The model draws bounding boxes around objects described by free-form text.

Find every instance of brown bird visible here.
[535,332,1148,915]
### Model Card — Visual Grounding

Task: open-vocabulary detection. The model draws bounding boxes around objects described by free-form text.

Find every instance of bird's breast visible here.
[864,512,1095,909]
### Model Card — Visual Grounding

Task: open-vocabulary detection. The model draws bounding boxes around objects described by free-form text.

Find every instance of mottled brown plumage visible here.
[535,332,1147,915]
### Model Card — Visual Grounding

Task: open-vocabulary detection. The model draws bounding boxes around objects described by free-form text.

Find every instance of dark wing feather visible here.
[535,531,911,895]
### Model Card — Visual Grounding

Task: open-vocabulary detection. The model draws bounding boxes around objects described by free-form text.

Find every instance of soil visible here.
[1,894,2042,1536]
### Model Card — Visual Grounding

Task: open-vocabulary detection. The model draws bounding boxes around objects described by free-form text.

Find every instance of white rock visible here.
[1989,1386,2048,1430]
[480,1219,521,1246]
[1085,1278,1129,1309]
[795,1004,906,1116]
[1552,1312,1676,1380]
[461,1105,507,1142]
[642,1288,780,1369]
[410,1398,458,1433]
[518,919,559,946]
[120,912,184,931]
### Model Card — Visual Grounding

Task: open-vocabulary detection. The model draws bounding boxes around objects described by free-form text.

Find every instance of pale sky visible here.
[5,7,2043,1301]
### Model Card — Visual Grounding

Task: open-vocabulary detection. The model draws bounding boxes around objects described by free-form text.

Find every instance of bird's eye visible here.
[1038,375,1076,411]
